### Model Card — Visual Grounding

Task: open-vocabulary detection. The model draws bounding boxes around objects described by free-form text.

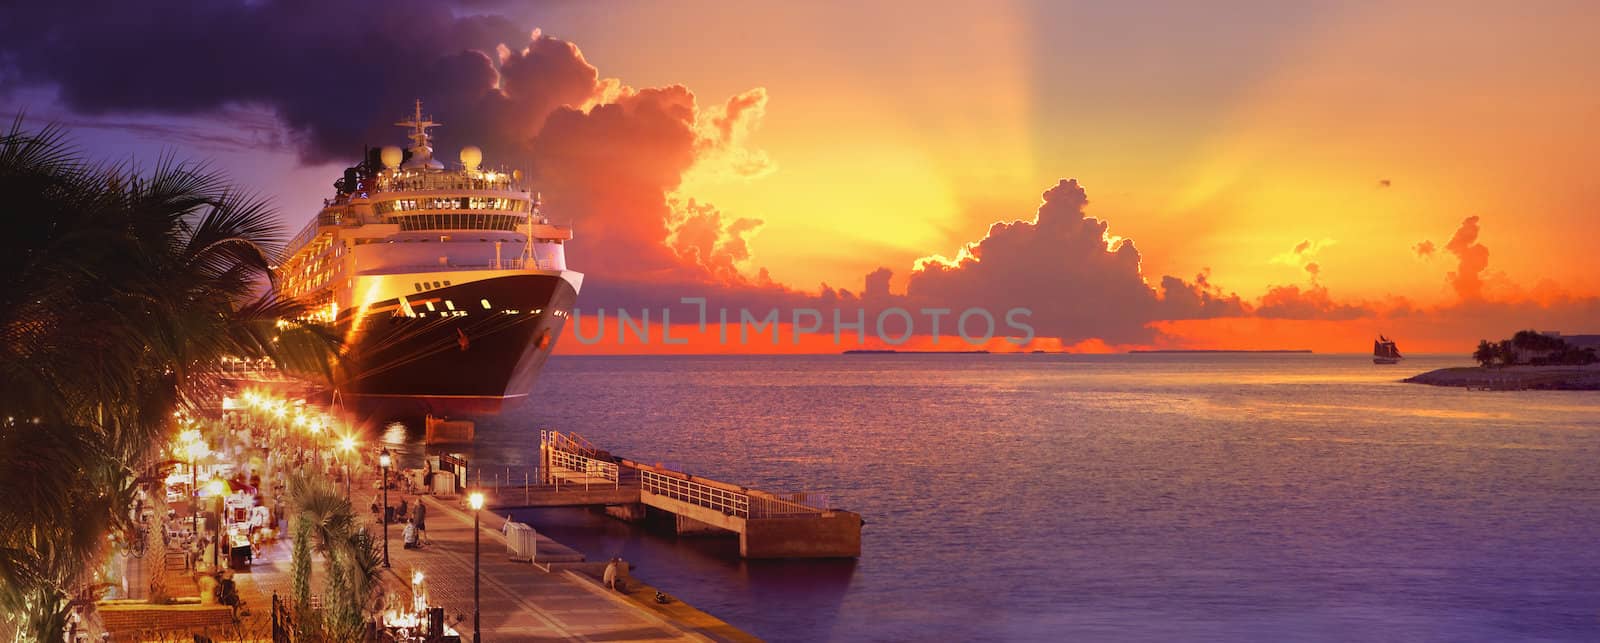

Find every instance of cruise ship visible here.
[278,102,582,415]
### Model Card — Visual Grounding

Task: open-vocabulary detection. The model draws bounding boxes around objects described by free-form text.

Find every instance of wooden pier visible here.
[476,431,862,559]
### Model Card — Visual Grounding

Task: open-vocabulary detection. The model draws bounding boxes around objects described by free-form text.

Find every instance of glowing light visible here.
[206,478,224,497]
[412,570,424,585]
[340,436,356,452]
[468,492,485,510]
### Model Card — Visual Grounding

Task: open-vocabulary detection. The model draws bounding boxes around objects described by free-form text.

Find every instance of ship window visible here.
[414,283,423,292]
[445,300,456,311]
[443,281,451,286]
[432,281,441,289]
[480,299,492,309]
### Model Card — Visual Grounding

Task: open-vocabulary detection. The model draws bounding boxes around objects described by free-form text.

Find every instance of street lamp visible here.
[468,491,485,642]
[184,440,206,540]
[207,478,225,569]
[379,449,392,568]
[339,435,357,501]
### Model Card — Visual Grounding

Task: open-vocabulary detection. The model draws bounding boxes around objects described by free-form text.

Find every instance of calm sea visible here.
[400,354,1600,642]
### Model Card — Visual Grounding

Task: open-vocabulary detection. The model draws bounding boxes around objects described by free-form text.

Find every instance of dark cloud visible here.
[1413,240,1436,259]
[1443,215,1489,301]
[1378,179,1391,188]
[0,1,529,163]
[895,179,1245,344]
[1255,284,1374,320]
[2,1,777,308]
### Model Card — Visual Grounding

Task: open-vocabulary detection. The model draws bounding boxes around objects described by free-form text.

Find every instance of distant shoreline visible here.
[1127,349,1313,354]
[1405,364,1600,391]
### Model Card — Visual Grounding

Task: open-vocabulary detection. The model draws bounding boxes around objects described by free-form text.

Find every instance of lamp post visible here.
[207,478,225,569]
[339,435,356,501]
[379,449,392,568]
[468,491,484,642]
[184,441,205,540]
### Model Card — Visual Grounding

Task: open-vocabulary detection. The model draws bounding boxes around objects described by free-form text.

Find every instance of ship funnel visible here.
[460,146,483,171]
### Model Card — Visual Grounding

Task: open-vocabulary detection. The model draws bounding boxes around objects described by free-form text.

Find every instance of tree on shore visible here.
[0,119,338,640]
[1474,330,1598,368]
[1473,340,1498,367]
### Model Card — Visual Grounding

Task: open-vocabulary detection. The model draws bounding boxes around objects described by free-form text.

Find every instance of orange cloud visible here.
[1443,215,1490,301]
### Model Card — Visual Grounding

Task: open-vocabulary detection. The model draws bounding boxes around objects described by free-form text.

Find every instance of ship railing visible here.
[360,258,564,275]
[641,470,750,519]
[376,172,522,193]
[286,214,338,254]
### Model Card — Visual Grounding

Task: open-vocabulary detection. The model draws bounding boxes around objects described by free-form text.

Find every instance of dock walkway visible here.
[373,483,733,641]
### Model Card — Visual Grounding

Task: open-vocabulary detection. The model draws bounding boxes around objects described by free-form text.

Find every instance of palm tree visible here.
[285,472,384,639]
[0,118,339,640]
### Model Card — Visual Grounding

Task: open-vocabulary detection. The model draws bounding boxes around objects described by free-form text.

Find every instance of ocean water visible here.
[408,354,1600,642]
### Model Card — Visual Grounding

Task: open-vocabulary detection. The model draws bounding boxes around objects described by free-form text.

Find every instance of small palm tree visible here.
[286,472,384,638]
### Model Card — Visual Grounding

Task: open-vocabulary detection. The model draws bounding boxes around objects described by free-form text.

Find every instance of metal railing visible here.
[641,470,750,518]
[750,493,828,519]
[546,449,619,489]
[541,430,603,458]
[363,257,564,275]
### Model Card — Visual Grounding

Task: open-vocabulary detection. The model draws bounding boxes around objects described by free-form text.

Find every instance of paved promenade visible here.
[77,387,753,642]
[377,491,715,642]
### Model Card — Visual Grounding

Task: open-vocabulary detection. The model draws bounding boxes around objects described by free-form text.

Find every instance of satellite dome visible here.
[379,146,403,169]
[460,146,483,171]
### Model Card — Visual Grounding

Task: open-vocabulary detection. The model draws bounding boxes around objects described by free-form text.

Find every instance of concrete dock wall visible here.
[740,511,863,558]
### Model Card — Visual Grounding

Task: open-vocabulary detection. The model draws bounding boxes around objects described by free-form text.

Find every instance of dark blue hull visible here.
[335,273,577,416]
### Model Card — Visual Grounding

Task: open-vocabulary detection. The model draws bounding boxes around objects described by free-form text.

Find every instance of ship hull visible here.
[334,273,578,416]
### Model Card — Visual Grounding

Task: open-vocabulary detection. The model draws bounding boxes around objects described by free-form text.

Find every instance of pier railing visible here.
[641,470,751,518]
[750,492,828,519]
[541,430,836,520]
[546,449,619,489]
[541,430,603,458]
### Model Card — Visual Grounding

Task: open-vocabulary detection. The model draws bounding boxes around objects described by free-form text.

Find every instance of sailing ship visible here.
[278,101,582,415]
[1373,335,1403,364]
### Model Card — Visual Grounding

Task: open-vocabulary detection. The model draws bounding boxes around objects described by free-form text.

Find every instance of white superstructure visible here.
[278,101,582,327]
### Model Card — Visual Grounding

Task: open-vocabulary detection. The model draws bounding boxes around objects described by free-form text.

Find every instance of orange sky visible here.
[12,0,1598,354]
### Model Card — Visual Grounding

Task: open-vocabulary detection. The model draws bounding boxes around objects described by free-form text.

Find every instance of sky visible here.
[2,0,1597,353]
